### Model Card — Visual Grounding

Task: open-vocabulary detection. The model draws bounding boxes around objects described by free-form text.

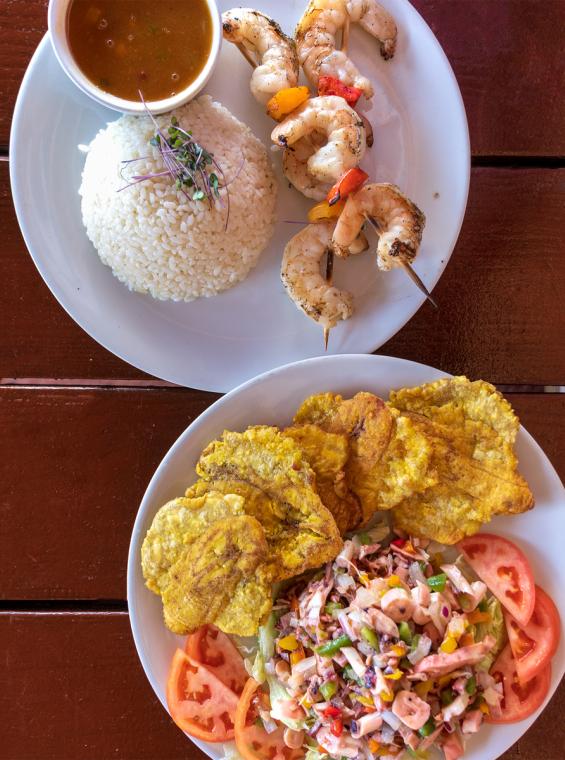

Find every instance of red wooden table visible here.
[1,2,564,758]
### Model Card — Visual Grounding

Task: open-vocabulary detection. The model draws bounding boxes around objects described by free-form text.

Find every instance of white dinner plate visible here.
[10,1,469,392]
[128,354,565,760]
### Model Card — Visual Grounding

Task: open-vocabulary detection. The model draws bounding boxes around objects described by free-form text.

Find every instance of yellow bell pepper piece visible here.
[438,674,453,688]
[391,644,405,657]
[307,198,346,223]
[368,740,380,754]
[379,690,394,702]
[415,680,433,699]
[278,634,299,651]
[440,636,458,654]
[387,575,403,588]
[479,702,490,715]
[355,694,375,707]
[384,669,403,681]
[266,86,310,121]
[290,648,305,666]
[359,572,370,587]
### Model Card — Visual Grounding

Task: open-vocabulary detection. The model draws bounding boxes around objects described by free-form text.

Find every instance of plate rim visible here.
[127,353,565,760]
[9,0,470,392]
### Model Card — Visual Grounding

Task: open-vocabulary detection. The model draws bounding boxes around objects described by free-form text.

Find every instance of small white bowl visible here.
[47,0,222,114]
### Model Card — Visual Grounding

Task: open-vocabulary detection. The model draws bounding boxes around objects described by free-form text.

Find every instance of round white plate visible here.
[128,354,565,760]
[10,1,469,392]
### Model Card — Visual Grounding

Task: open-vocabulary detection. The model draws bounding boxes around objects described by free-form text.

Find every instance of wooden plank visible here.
[3,164,564,385]
[0,611,563,759]
[0,386,218,600]
[380,168,565,383]
[0,387,563,601]
[1,1,564,155]
[410,0,565,157]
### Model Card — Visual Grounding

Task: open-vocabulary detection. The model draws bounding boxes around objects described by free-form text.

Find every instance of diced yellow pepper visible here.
[368,740,380,753]
[415,680,433,699]
[479,702,490,715]
[440,636,458,654]
[290,649,305,665]
[384,669,403,681]
[355,694,375,707]
[307,198,346,223]
[266,86,310,121]
[278,634,299,651]
[391,644,405,657]
[300,695,313,709]
[359,572,370,587]
[387,575,403,588]
[437,674,453,688]
[379,690,394,702]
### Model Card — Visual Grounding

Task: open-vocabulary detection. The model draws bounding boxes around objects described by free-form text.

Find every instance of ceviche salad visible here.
[165,529,560,760]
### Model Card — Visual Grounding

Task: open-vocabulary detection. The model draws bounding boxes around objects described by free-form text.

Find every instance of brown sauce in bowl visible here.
[67,0,213,102]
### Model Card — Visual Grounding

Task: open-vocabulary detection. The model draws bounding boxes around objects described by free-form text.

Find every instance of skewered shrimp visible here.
[272,95,366,183]
[332,183,425,271]
[296,0,397,98]
[282,132,332,200]
[222,9,299,104]
[281,222,367,329]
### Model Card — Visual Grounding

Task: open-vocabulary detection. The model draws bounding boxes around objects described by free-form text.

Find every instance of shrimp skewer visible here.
[365,216,438,308]
[272,95,366,184]
[296,0,397,99]
[222,9,299,104]
[333,183,437,308]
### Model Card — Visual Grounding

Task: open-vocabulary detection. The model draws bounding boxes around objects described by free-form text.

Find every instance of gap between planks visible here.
[0,379,564,394]
[0,600,128,613]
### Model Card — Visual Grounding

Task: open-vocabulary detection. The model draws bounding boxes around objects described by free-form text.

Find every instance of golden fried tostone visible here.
[283,424,362,533]
[389,378,534,543]
[160,516,274,636]
[141,491,246,593]
[196,426,342,579]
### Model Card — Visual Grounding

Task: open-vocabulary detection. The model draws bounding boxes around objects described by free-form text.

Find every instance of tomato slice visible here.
[167,648,240,742]
[458,533,535,626]
[235,678,304,760]
[505,585,561,683]
[185,624,249,695]
[487,644,551,724]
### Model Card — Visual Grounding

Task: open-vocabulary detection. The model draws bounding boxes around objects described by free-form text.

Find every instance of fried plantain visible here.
[283,424,362,533]
[160,515,274,635]
[196,426,343,579]
[294,392,434,524]
[391,410,534,543]
[141,491,246,594]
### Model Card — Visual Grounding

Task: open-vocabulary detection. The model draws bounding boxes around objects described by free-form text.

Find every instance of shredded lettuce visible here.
[222,743,245,760]
[475,595,507,671]
[305,748,329,760]
[249,612,277,683]
[267,674,307,730]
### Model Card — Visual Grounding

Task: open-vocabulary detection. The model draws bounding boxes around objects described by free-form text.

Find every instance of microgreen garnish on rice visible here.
[120,96,239,230]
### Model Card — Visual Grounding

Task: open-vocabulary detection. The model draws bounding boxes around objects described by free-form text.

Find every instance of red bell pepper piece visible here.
[323,706,342,719]
[327,167,369,206]
[330,718,344,737]
[318,75,363,107]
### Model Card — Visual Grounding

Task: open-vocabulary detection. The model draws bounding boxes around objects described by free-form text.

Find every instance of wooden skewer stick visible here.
[323,248,334,350]
[236,42,257,69]
[365,216,438,310]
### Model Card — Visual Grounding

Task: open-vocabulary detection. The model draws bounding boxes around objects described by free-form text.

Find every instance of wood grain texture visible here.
[3,165,564,384]
[0,387,563,601]
[0,611,563,760]
[379,167,565,382]
[1,1,565,156]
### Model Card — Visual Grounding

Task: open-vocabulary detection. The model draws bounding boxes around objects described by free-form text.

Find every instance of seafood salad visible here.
[254,531,506,759]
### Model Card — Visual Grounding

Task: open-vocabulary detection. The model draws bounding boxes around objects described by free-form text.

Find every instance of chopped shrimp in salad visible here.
[252,531,507,760]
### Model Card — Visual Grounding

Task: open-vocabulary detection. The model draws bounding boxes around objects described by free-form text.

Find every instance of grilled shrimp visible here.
[272,95,366,183]
[296,0,397,98]
[333,183,425,270]
[282,132,332,200]
[222,9,299,104]
[281,222,366,329]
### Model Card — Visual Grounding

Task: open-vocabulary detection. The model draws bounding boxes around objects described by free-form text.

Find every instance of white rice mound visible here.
[79,96,277,301]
